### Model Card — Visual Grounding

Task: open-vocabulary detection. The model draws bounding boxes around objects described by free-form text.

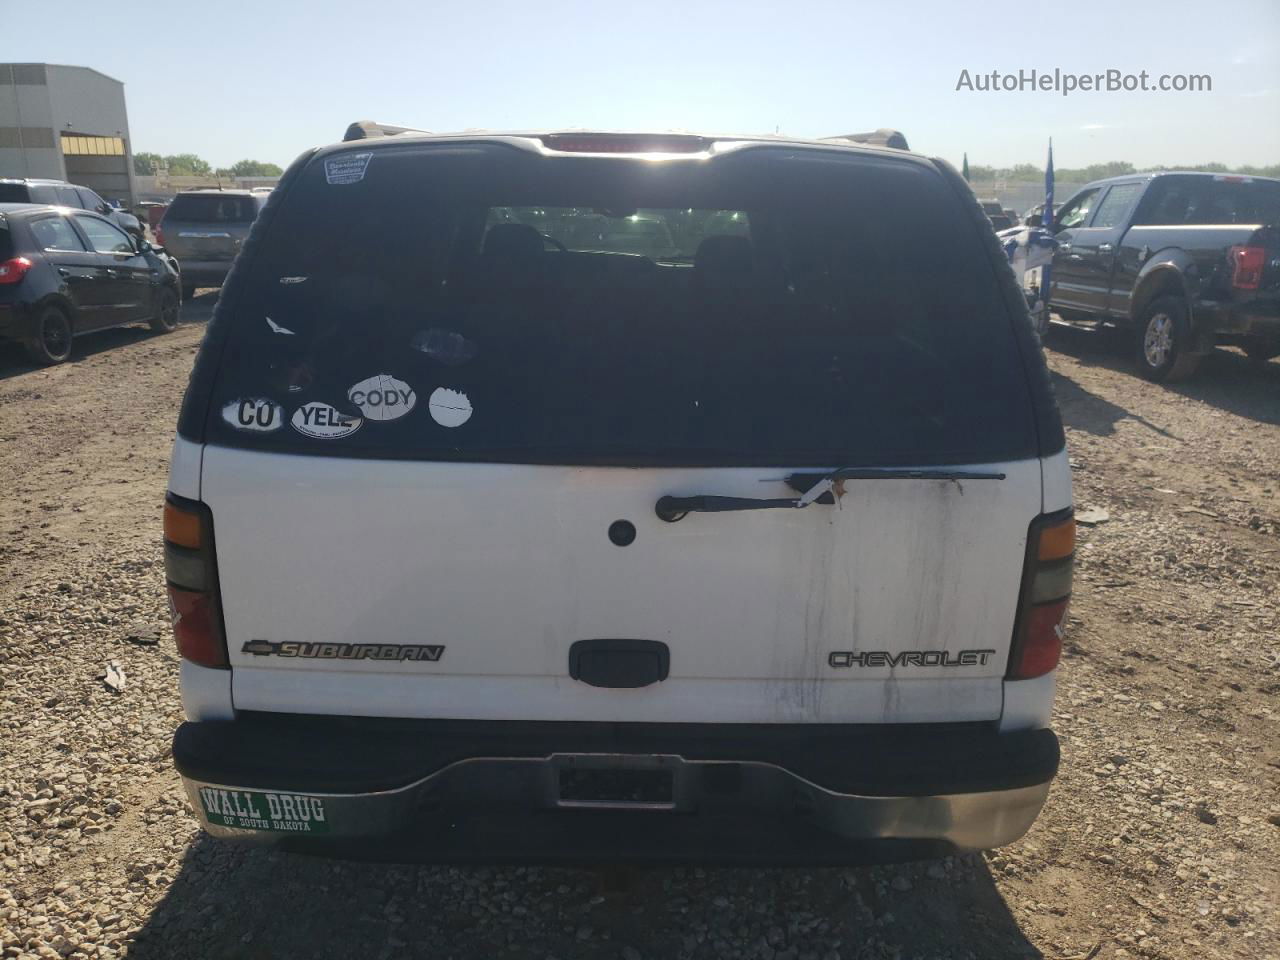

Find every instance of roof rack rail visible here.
[342,120,431,142]
[822,128,910,150]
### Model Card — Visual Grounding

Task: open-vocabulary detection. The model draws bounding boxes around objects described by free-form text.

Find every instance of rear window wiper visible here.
[655,467,1006,522]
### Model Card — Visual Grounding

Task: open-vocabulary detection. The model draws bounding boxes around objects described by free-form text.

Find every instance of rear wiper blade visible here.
[656,467,1006,522]
[786,466,1005,491]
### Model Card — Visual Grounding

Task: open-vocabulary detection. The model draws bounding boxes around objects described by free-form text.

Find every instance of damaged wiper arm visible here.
[655,482,837,523]
[786,466,1006,487]
[656,466,1009,521]
[783,466,1006,504]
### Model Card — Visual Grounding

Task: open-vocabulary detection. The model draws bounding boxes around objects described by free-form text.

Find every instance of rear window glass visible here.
[1135,176,1280,226]
[30,216,85,251]
[0,183,31,203]
[0,223,11,259]
[203,144,1037,467]
[166,194,259,222]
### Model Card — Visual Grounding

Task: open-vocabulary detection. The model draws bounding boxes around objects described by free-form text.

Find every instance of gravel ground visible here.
[0,303,1276,960]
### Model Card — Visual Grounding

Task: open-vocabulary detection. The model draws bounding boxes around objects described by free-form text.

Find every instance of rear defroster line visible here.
[655,468,1006,522]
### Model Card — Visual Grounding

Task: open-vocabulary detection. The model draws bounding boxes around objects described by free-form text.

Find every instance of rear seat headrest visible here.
[482,223,545,261]
[694,235,755,277]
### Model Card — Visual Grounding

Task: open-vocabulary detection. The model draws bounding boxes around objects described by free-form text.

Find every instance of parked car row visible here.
[0,182,275,365]
[0,203,180,364]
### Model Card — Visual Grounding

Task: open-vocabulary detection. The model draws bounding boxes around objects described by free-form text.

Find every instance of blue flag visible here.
[1037,138,1055,334]
[1043,139,1054,226]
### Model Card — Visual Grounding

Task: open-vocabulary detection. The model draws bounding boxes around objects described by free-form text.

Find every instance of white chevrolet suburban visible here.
[164,127,1073,863]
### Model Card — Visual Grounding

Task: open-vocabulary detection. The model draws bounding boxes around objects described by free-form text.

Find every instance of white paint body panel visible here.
[999,670,1056,732]
[199,446,1046,724]
[168,436,203,500]
[180,660,234,721]
[1041,447,1072,514]
[993,448,1071,730]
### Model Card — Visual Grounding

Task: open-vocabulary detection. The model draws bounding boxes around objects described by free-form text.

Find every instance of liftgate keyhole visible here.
[608,520,637,547]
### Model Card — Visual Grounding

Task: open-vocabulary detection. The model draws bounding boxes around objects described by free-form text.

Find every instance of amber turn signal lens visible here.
[163,500,202,548]
[1037,517,1075,561]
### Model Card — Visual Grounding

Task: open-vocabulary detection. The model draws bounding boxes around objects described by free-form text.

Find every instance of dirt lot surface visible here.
[0,303,1276,960]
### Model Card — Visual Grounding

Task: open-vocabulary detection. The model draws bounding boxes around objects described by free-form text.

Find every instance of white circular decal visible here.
[347,374,416,422]
[222,398,284,433]
[427,388,472,428]
[290,402,363,439]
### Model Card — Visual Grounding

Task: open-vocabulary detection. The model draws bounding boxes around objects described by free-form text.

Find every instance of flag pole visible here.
[1039,138,1055,332]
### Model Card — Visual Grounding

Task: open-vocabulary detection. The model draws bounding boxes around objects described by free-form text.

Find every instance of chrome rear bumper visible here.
[181,750,1052,858]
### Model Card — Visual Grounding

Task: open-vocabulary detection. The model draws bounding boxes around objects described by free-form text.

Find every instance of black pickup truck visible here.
[1047,171,1279,381]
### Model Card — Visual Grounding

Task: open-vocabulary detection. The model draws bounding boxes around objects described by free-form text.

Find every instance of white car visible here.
[164,127,1073,863]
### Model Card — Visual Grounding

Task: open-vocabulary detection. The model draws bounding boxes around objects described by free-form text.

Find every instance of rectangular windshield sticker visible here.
[324,152,372,185]
[198,787,330,834]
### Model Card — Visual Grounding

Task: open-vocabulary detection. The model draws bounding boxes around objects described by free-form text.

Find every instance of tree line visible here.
[966,160,1280,182]
[133,152,1276,183]
[133,153,283,178]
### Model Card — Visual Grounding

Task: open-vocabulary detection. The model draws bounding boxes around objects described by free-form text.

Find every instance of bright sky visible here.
[7,0,1278,170]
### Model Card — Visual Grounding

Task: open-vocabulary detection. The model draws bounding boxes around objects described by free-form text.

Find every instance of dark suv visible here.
[158,190,268,299]
[0,178,143,239]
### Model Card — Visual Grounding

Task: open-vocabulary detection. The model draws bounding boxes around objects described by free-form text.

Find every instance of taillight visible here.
[1007,511,1074,680]
[1229,245,1265,290]
[0,256,33,285]
[163,495,228,668]
[155,225,166,246]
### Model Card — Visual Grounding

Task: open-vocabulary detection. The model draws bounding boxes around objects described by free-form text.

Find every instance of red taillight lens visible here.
[155,226,166,246]
[1229,245,1265,290]
[0,256,33,285]
[1008,512,1075,680]
[167,586,226,667]
[163,495,227,668]
[1009,597,1069,680]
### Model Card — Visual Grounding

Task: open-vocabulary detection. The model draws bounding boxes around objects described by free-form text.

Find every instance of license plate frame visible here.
[552,755,678,810]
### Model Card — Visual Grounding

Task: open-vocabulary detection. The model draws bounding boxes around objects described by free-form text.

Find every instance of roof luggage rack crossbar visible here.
[821,129,910,150]
[343,120,432,142]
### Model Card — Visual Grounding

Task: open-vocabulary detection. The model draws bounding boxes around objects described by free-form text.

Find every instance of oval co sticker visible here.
[222,398,284,433]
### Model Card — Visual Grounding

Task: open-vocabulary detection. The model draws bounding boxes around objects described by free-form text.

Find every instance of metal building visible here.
[0,63,136,204]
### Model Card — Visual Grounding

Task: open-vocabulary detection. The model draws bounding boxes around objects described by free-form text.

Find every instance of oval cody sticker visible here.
[222,398,284,433]
[348,374,416,422]
[291,402,362,439]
